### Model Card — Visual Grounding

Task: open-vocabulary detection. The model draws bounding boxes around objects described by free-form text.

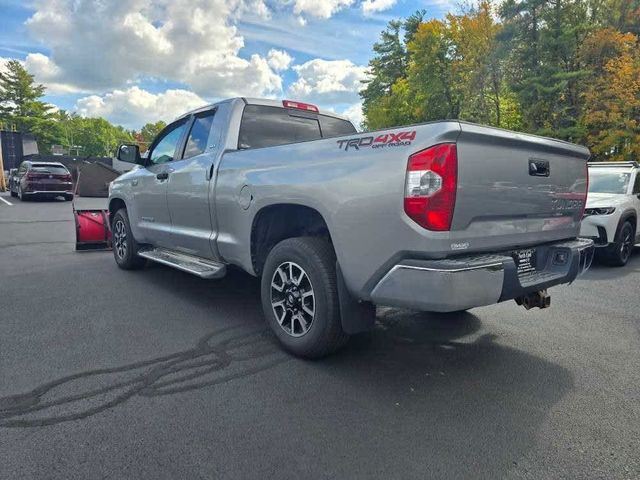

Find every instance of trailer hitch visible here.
[515,289,551,310]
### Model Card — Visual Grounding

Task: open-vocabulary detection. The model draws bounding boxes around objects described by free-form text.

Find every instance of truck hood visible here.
[586,193,626,208]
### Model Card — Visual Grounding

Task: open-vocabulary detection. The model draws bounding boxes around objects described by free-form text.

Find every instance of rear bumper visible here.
[23,190,73,195]
[370,238,594,312]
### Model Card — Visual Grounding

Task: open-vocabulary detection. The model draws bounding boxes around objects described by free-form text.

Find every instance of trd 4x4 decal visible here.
[337,130,417,151]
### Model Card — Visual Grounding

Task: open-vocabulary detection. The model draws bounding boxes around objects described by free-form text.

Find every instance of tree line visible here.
[0,60,166,157]
[361,0,640,161]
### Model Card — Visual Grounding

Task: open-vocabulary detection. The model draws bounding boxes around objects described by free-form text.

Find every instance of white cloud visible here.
[74,86,207,129]
[342,102,364,129]
[288,59,368,103]
[289,0,354,19]
[267,49,293,71]
[24,0,285,98]
[362,0,398,14]
[23,53,80,94]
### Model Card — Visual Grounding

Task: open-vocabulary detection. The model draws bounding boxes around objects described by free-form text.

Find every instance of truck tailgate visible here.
[452,123,589,245]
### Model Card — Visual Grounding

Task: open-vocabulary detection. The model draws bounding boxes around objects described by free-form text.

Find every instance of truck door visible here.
[166,108,219,259]
[131,118,188,247]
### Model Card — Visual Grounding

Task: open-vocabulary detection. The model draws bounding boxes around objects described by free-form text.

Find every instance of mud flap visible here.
[336,262,376,334]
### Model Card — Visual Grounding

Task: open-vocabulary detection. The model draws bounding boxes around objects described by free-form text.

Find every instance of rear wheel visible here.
[261,237,348,359]
[112,209,146,270]
[17,185,28,201]
[603,221,635,266]
[64,194,73,201]
[10,186,17,198]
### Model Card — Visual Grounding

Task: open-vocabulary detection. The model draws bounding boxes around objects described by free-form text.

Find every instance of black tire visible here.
[10,188,17,198]
[64,194,73,201]
[17,185,28,201]
[261,237,348,359]
[111,209,146,270]
[603,221,635,267]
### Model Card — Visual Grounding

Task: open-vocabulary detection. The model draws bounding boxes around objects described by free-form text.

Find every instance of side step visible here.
[138,247,227,279]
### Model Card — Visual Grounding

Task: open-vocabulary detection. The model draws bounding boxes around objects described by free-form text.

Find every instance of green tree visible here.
[140,121,166,146]
[54,112,134,157]
[360,20,407,126]
[0,59,47,119]
[499,0,592,139]
[364,3,512,130]
[0,59,60,152]
[580,29,640,160]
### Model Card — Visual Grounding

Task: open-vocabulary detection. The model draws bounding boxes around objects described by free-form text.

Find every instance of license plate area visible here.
[512,248,537,277]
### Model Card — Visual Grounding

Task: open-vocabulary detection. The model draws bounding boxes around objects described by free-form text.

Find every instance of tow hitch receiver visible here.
[515,289,551,310]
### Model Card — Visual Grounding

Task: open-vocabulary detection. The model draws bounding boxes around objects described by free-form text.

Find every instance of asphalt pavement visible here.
[1,193,639,479]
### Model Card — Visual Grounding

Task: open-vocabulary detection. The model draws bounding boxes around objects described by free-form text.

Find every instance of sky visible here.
[0,0,453,130]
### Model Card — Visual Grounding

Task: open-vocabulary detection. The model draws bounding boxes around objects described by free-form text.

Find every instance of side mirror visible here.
[117,144,143,165]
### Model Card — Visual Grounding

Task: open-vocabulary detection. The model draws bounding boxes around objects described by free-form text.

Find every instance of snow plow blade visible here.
[74,209,111,251]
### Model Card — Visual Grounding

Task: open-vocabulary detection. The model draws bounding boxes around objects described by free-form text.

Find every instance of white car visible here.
[580,162,640,266]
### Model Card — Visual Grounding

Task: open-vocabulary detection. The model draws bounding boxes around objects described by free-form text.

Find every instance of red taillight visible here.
[404,143,457,231]
[282,100,319,113]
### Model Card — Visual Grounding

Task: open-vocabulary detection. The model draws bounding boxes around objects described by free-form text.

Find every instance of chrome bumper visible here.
[370,238,594,312]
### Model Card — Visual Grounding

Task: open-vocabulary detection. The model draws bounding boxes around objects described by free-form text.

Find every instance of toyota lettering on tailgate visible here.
[337,130,416,151]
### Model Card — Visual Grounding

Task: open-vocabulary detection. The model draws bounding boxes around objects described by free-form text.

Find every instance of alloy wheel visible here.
[113,219,128,260]
[620,225,633,262]
[270,261,315,337]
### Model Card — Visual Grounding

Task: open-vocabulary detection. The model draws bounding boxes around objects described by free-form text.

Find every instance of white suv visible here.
[580,162,640,266]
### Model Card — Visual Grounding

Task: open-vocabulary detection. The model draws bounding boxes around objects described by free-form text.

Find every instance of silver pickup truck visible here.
[109,97,594,357]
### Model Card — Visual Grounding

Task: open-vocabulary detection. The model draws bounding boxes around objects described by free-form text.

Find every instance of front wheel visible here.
[603,221,635,267]
[261,237,348,359]
[111,209,146,270]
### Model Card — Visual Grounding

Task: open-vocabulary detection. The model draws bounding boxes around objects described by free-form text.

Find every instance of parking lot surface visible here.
[1,193,639,479]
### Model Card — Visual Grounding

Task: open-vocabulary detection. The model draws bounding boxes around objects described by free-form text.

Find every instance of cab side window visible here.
[149,120,188,165]
[183,110,216,159]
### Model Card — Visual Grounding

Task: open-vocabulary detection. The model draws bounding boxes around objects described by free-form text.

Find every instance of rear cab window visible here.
[238,105,356,150]
[31,164,69,174]
[319,115,357,138]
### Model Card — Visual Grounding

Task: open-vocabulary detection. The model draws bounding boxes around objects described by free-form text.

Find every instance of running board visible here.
[138,248,227,279]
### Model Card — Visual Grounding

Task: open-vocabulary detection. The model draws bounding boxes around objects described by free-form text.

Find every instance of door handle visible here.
[156,172,169,180]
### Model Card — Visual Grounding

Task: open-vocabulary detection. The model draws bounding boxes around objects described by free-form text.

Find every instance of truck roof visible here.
[175,97,351,123]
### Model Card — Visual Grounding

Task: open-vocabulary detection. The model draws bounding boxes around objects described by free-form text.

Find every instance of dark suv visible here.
[9,161,74,201]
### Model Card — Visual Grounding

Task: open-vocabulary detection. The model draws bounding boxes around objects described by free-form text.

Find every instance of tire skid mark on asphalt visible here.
[0,326,289,428]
